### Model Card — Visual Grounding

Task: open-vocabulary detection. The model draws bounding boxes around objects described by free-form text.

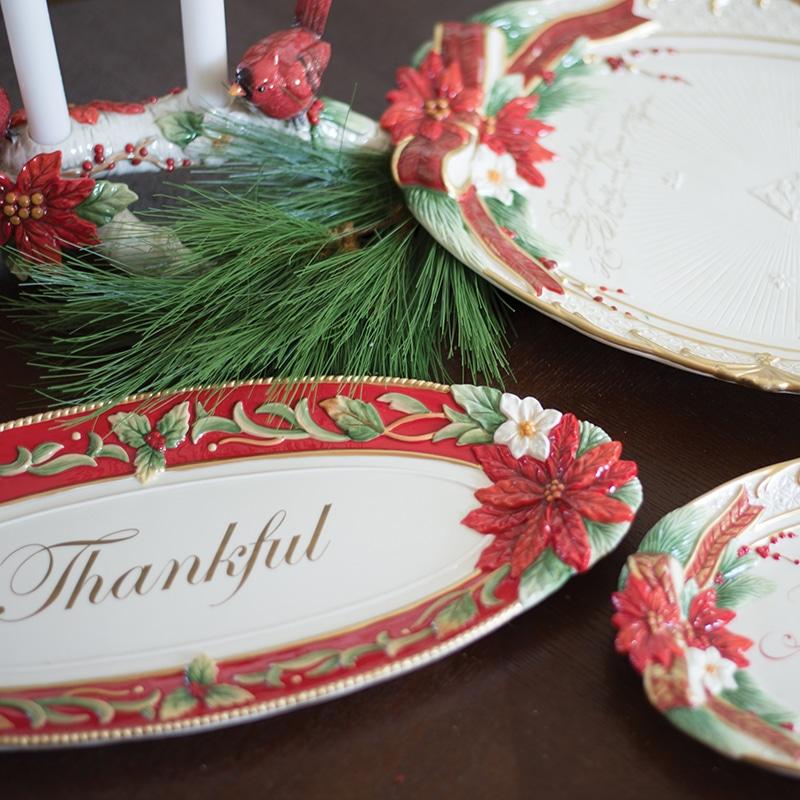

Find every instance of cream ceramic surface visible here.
[0,453,488,686]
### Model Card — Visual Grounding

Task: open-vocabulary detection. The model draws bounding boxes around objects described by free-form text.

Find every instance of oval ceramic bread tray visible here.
[614,459,800,776]
[0,378,639,748]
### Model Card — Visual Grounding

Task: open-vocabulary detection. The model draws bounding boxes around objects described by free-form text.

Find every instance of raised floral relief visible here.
[0,151,96,263]
[613,485,800,764]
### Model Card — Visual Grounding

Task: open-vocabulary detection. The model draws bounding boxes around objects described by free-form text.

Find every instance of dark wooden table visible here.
[1,1,798,797]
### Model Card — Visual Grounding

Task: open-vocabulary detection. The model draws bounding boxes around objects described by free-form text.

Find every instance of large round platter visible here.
[388,0,800,391]
[0,377,639,748]
[613,458,800,776]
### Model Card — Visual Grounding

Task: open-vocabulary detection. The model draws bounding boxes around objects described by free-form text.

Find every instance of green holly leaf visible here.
[319,396,385,442]
[432,592,478,637]
[134,446,166,484]
[76,180,139,226]
[518,549,574,606]
[186,654,218,686]
[159,687,199,722]
[108,411,151,449]
[204,683,254,709]
[577,420,611,457]
[376,393,430,415]
[450,385,505,433]
[156,111,205,147]
[156,400,190,449]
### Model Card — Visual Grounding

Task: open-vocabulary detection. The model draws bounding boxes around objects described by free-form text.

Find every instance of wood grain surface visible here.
[1,1,798,797]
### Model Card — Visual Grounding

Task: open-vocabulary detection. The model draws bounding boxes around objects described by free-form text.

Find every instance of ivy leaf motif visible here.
[30,442,63,465]
[432,405,493,445]
[186,654,218,686]
[432,592,478,637]
[450,385,505,434]
[376,393,430,415]
[156,401,190,449]
[319,397,385,442]
[204,683,254,709]
[159,687,199,722]
[108,411,151,449]
[134,446,166,484]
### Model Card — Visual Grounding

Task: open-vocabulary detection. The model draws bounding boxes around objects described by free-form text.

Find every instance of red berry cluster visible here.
[738,531,799,565]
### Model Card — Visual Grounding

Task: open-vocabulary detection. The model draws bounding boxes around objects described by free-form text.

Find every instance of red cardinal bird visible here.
[229,0,332,125]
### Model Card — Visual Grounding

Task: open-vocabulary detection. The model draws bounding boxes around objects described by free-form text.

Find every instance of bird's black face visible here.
[234,66,253,99]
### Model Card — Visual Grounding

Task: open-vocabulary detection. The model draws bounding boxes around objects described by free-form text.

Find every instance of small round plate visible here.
[387,0,800,391]
[613,458,800,776]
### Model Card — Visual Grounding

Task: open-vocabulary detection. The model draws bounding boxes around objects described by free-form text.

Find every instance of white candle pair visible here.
[0,0,230,146]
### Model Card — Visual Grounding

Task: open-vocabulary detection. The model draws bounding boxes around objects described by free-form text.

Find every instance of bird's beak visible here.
[229,83,247,97]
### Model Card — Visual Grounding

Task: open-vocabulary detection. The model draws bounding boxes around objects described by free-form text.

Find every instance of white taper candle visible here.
[0,0,71,145]
[180,0,229,109]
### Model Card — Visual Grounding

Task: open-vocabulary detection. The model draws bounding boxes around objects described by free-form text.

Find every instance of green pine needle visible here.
[6,122,511,407]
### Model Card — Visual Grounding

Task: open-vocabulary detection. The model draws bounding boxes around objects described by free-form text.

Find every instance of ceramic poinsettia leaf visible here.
[0,378,639,748]
[386,0,800,392]
[613,460,800,776]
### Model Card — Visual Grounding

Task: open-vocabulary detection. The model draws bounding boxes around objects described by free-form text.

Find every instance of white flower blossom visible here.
[493,393,562,461]
[470,144,529,206]
[685,646,738,706]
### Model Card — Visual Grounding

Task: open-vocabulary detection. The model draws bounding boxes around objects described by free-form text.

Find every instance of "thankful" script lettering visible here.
[0,504,332,621]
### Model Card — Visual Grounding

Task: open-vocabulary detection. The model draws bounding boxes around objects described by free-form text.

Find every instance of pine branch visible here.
[5,122,511,407]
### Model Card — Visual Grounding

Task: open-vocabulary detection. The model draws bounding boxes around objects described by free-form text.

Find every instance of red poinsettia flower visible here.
[612,574,684,673]
[462,413,636,576]
[0,151,96,263]
[686,588,753,668]
[481,96,555,187]
[380,50,483,144]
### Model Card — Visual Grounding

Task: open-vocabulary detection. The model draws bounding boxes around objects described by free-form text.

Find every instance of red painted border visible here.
[0,380,520,744]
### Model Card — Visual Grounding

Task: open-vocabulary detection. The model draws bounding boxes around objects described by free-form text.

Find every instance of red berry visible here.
[94,153,104,164]
[772,553,781,560]
[144,429,167,452]
[713,573,724,584]
[131,157,142,166]
[593,296,603,303]
[124,143,135,154]
[139,146,148,157]
[771,536,778,544]
[182,158,191,167]
[107,161,116,170]
[147,95,158,104]
[81,160,93,172]
[93,143,104,154]
[737,545,750,557]
[756,545,770,559]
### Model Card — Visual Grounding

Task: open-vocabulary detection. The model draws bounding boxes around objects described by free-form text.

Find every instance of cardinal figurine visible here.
[229,0,333,125]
